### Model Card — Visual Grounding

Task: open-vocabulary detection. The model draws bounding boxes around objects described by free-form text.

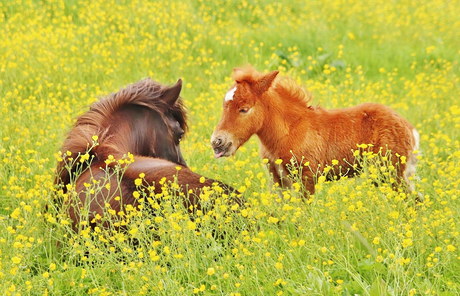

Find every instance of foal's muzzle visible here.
[210,132,234,158]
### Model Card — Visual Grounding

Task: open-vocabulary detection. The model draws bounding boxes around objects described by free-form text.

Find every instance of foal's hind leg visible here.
[403,154,417,192]
[403,129,423,202]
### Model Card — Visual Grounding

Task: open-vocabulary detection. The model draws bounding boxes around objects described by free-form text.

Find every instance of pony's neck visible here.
[101,108,154,158]
[257,89,316,159]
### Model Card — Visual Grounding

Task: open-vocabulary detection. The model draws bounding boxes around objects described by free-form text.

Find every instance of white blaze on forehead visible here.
[224,86,237,102]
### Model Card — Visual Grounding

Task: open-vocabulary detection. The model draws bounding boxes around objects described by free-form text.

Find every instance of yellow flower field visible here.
[1,0,459,294]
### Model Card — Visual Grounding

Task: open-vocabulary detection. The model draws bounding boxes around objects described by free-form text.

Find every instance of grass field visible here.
[1,0,460,295]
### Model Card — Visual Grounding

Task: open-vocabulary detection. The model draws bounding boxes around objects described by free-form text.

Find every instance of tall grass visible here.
[1,0,459,295]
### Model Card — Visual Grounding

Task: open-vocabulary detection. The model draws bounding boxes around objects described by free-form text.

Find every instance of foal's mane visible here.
[233,66,312,107]
[55,78,187,188]
[273,78,312,108]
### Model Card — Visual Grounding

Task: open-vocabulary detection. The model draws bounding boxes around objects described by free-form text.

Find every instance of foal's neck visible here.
[257,91,315,158]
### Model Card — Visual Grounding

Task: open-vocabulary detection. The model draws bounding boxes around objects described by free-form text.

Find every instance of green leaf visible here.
[369,277,390,296]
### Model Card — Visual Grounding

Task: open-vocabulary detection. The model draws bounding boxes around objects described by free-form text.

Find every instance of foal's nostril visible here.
[212,138,222,147]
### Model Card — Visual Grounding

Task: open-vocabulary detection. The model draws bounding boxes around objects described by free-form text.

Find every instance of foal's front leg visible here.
[262,158,282,189]
[302,170,316,197]
[260,147,285,193]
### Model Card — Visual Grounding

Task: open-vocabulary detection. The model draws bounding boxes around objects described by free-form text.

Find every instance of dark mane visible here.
[88,77,188,132]
[55,78,187,189]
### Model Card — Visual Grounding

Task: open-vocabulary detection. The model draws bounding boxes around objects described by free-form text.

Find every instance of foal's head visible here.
[211,66,279,158]
[56,78,188,188]
[97,78,188,166]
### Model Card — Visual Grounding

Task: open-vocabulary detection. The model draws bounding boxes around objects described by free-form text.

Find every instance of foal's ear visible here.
[163,79,183,106]
[257,70,279,94]
[233,68,244,80]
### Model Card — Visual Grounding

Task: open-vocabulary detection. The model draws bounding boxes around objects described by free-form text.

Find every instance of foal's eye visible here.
[239,107,250,114]
[177,132,184,143]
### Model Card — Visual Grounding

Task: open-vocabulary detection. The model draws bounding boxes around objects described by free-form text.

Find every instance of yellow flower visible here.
[400,155,406,164]
[12,256,21,264]
[207,267,215,276]
[317,175,326,184]
[373,237,380,245]
[149,250,160,262]
[447,245,456,252]
[275,159,283,165]
[275,262,283,270]
[268,216,279,224]
[8,284,16,292]
[402,238,413,248]
[187,221,196,230]
[10,207,22,220]
[129,228,138,236]
[79,152,90,163]
[164,246,170,255]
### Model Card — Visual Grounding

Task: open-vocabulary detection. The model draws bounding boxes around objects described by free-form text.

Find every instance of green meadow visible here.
[1,0,459,294]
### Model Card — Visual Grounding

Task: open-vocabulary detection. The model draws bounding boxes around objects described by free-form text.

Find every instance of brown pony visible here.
[211,66,420,197]
[55,78,241,231]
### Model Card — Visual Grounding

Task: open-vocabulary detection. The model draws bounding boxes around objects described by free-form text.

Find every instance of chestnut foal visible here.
[211,66,420,198]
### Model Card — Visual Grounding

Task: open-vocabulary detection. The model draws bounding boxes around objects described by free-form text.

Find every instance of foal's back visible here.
[316,102,416,158]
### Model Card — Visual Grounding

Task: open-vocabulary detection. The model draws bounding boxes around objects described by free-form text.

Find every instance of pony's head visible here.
[211,66,279,158]
[56,78,188,188]
[96,78,188,165]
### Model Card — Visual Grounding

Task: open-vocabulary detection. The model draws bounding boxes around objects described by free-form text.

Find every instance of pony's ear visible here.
[232,68,254,84]
[257,70,279,94]
[163,79,183,106]
[233,68,244,82]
